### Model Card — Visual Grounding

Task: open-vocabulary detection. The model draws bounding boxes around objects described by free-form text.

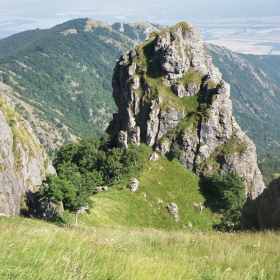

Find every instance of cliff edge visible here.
[0,95,55,215]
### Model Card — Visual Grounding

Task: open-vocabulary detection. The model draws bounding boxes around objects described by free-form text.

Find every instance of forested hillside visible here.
[0,18,162,155]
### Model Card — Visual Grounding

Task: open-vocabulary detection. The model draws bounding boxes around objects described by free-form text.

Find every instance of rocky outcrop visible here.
[167,202,179,221]
[109,21,265,200]
[127,178,139,192]
[0,95,55,216]
[257,177,280,229]
[149,152,159,161]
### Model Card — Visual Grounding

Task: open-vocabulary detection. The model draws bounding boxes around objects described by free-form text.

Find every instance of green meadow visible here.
[0,216,279,279]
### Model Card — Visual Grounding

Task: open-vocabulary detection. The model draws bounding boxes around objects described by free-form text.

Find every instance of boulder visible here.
[149,152,159,161]
[128,178,139,192]
[167,202,179,221]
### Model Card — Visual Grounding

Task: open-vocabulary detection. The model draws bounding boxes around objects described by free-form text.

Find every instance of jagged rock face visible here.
[110,22,221,147]
[154,24,221,85]
[257,177,280,229]
[0,96,55,215]
[109,21,265,199]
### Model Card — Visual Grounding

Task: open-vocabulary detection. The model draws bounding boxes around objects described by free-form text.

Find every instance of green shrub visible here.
[201,172,246,231]
[168,146,181,160]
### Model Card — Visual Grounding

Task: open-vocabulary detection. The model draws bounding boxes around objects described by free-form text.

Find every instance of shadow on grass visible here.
[199,176,260,230]
[22,190,68,227]
[198,177,221,213]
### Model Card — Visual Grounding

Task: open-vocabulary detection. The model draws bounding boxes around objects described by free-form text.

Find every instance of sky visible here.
[0,0,280,38]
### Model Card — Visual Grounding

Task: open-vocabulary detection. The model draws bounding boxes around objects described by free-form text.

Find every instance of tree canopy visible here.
[37,134,141,222]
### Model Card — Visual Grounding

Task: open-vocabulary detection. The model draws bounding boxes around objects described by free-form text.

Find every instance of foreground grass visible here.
[1,216,280,279]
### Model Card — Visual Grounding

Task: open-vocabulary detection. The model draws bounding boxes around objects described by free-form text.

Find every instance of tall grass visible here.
[0,216,279,279]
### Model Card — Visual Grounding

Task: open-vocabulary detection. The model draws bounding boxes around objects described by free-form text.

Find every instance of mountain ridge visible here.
[0,18,164,155]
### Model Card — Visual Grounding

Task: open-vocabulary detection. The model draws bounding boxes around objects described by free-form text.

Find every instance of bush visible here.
[201,172,246,231]
[168,147,181,160]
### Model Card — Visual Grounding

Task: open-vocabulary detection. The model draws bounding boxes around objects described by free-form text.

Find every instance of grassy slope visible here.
[68,145,216,231]
[1,216,280,279]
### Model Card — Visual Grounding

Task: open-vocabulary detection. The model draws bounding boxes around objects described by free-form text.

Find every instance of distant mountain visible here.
[0,18,163,155]
[1,18,280,159]
[205,43,280,155]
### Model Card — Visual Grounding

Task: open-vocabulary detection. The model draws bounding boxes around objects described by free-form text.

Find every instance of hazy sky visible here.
[0,0,280,37]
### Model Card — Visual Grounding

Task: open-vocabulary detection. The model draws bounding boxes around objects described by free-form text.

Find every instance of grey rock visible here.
[127,126,141,146]
[195,81,233,165]
[149,152,159,161]
[94,186,109,193]
[128,178,139,192]
[0,97,55,216]
[128,63,137,77]
[157,108,185,140]
[117,130,128,149]
[167,202,179,221]
[172,82,199,98]
[95,186,103,192]
[155,139,171,156]
[154,22,221,84]
[178,125,199,169]
[78,205,89,214]
[193,202,204,214]
[28,198,64,220]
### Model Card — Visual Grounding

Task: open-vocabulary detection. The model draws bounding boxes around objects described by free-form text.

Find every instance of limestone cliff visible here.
[0,95,55,215]
[108,22,265,200]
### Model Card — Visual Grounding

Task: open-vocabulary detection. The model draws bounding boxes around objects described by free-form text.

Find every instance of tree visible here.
[36,174,65,204]
[202,172,246,231]
[54,142,80,168]
[124,144,140,167]
[102,147,124,181]
[99,133,111,151]
[37,170,95,225]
